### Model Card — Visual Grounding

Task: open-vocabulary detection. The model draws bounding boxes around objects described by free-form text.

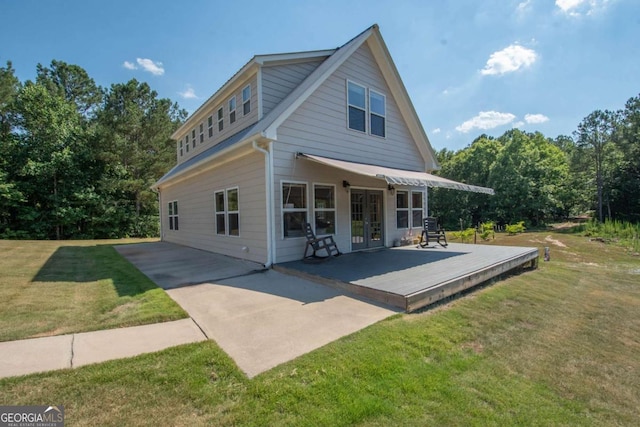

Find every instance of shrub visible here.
[506,221,526,235]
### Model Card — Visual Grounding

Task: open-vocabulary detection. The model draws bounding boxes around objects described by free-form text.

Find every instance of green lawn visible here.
[0,239,187,341]
[1,232,639,426]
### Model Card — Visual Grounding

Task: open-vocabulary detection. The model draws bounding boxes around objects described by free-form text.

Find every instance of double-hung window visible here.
[314,184,336,235]
[412,191,423,228]
[282,182,307,238]
[215,188,239,236]
[168,201,179,230]
[396,191,409,229]
[242,85,251,115]
[191,129,196,148]
[185,134,190,153]
[208,115,213,137]
[347,81,366,132]
[217,107,224,132]
[199,123,204,143]
[228,96,236,124]
[369,90,386,137]
[179,140,183,157]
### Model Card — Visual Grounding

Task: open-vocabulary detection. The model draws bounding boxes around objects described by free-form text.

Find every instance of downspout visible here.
[253,140,274,268]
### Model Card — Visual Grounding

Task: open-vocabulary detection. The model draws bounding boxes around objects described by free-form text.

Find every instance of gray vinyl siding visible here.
[160,151,267,264]
[261,59,324,116]
[176,76,259,166]
[271,42,426,263]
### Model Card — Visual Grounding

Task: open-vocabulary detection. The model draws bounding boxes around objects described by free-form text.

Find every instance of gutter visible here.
[252,140,275,268]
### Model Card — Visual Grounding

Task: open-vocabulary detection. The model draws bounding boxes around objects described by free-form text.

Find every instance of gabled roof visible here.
[156,24,438,189]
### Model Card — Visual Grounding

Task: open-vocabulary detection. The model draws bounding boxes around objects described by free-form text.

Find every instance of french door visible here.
[350,189,384,250]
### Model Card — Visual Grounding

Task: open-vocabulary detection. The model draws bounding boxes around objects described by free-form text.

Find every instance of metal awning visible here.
[297,153,494,195]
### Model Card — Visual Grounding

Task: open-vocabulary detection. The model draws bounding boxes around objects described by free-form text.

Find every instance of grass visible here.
[0,239,187,342]
[1,232,639,425]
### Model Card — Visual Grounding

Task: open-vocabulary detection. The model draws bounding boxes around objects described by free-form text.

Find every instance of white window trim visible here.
[281,180,308,239]
[207,115,213,138]
[411,191,424,229]
[346,80,367,134]
[369,89,386,139]
[168,200,179,231]
[178,140,183,157]
[214,187,240,237]
[228,96,237,124]
[191,129,196,148]
[242,84,251,116]
[313,183,337,236]
[185,135,190,153]
[396,190,410,230]
[217,107,224,132]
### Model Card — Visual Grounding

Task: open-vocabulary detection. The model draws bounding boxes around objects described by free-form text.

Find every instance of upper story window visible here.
[228,96,236,124]
[185,134,190,153]
[347,81,366,132]
[179,140,183,157]
[242,85,251,115]
[217,107,224,132]
[208,115,213,137]
[347,80,386,138]
[191,129,196,148]
[199,123,204,143]
[369,90,386,137]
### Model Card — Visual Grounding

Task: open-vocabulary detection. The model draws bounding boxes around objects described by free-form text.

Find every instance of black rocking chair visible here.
[418,217,448,248]
[303,223,341,260]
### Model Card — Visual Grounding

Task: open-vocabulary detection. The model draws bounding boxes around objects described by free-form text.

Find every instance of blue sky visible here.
[2,0,638,151]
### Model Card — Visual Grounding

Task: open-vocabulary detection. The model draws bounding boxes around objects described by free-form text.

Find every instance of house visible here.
[152,24,492,266]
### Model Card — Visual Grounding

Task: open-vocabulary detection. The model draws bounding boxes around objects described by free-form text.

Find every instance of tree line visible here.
[431,93,640,230]
[0,60,186,239]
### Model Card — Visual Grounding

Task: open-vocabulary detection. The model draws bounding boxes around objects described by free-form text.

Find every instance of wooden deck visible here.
[275,243,540,312]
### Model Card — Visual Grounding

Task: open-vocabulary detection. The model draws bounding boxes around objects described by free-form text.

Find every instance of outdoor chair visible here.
[418,217,448,248]
[303,223,341,260]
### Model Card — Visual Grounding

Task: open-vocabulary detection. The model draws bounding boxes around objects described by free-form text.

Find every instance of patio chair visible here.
[418,217,448,248]
[303,223,341,260]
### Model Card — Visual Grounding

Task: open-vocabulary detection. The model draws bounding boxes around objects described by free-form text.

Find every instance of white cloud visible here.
[481,44,537,76]
[516,0,532,14]
[525,113,550,124]
[432,128,441,134]
[178,86,198,99]
[456,111,517,133]
[136,58,164,76]
[123,61,137,70]
[556,0,610,16]
[513,121,525,128]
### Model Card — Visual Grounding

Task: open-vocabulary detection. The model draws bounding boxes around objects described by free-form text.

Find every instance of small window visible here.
[282,182,307,238]
[179,140,183,157]
[191,129,196,148]
[199,123,204,143]
[242,85,251,115]
[314,184,336,235]
[396,191,409,229]
[347,81,366,132]
[370,90,386,137]
[217,107,224,132]
[208,115,213,137]
[412,191,423,228]
[215,188,240,236]
[185,135,190,153]
[228,96,236,124]
[168,201,179,230]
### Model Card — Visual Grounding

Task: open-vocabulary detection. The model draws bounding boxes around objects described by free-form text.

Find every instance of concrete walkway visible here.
[0,242,395,379]
[0,319,206,379]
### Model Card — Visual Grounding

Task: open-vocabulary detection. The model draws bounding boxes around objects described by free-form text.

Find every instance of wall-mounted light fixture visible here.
[387,184,395,195]
[343,180,351,191]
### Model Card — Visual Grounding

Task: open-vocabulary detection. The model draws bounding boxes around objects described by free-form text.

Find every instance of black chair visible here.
[418,217,448,248]
[303,223,341,260]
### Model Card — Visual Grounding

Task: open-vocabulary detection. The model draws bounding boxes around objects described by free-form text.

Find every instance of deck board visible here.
[276,243,539,311]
